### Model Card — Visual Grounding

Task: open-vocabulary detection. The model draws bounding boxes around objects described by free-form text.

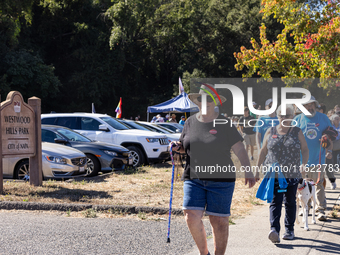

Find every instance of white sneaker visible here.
[268,230,280,243]
[282,231,295,240]
[331,182,336,190]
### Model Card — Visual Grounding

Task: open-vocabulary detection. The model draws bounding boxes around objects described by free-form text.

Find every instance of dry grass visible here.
[0,149,263,220]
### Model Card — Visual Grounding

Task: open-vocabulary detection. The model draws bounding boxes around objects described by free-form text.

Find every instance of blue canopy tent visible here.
[147,92,199,121]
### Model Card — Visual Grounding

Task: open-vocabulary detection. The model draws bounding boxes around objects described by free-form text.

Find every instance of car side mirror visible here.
[99,124,110,132]
[54,138,68,144]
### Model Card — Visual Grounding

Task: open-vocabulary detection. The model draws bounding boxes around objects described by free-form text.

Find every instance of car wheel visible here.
[85,154,100,177]
[15,160,30,181]
[127,146,145,167]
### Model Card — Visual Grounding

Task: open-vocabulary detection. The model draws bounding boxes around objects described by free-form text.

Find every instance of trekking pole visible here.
[167,143,175,243]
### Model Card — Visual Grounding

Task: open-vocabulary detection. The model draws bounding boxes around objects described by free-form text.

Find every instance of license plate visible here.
[129,158,133,165]
[79,166,85,173]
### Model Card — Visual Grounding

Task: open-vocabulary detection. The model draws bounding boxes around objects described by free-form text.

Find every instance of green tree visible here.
[0,49,61,98]
[234,0,340,89]
[106,0,280,110]
[21,0,127,113]
[0,0,61,105]
[0,0,283,118]
[0,0,34,46]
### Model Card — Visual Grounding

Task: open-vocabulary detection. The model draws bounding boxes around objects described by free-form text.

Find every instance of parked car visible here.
[155,122,184,133]
[120,119,152,132]
[2,142,87,180]
[41,113,170,166]
[41,125,132,176]
[132,121,181,143]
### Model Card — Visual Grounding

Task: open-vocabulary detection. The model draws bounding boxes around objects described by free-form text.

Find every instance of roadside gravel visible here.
[0,211,212,255]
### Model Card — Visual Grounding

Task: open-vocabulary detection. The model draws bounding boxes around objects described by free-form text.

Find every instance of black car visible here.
[41,125,132,176]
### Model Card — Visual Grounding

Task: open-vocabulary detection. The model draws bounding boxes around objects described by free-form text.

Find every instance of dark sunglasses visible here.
[197,96,214,103]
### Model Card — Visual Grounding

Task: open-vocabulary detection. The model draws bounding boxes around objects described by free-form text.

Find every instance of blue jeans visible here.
[270,181,298,233]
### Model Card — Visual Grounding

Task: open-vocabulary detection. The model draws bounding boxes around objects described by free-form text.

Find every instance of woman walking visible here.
[172,84,256,255]
[255,104,309,243]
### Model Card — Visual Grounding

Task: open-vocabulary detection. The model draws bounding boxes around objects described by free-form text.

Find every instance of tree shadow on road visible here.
[29,187,112,202]
[276,218,340,254]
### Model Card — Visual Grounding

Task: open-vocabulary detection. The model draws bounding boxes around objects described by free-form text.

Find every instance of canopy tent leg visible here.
[147,112,149,122]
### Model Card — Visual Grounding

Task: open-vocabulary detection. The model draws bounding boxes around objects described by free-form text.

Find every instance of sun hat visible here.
[265,99,273,106]
[302,95,320,107]
[189,84,226,105]
[166,114,170,118]
[252,101,257,106]
[156,114,161,118]
[171,113,176,117]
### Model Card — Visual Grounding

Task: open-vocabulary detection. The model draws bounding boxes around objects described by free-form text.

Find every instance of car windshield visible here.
[159,123,183,132]
[151,124,175,133]
[138,123,164,133]
[100,116,130,130]
[56,128,92,142]
[123,121,151,131]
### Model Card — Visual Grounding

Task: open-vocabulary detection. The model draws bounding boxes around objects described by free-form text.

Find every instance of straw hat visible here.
[189,84,226,105]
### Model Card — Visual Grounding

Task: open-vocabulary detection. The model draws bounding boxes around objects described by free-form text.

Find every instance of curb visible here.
[0,201,183,215]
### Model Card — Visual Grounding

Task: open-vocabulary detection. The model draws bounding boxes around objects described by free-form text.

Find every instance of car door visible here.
[41,129,64,144]
[56,117,79,129]
[79,117,110,142]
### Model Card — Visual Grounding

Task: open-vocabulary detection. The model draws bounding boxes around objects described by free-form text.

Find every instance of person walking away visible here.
[256,104,309,242]
[327,114,339,189]
[253,99,279,153]
[317,104,337,190]
[238,107,256,160]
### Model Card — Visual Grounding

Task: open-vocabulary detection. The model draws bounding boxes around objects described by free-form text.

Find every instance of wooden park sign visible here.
[0,91,42,192]
[1,91,36,157]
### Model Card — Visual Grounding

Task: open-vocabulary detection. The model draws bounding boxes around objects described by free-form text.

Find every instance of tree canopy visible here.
[234,0,340,90]
[0,0,282,117]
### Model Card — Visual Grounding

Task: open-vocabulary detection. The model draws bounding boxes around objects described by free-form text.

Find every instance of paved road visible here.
[1,175,339,254]
[187,172,340,255]
[0,211,211,255]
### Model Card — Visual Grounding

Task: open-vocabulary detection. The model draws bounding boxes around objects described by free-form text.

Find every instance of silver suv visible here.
[41,113,170,166]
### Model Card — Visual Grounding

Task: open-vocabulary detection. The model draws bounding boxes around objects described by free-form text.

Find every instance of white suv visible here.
[41,113,170,166]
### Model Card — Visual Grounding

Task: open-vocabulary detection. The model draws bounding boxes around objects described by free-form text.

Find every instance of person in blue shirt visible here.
[179,116,186,125]
[326,114,339,189]
[253,99,279,152]
[294,96,333,221]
